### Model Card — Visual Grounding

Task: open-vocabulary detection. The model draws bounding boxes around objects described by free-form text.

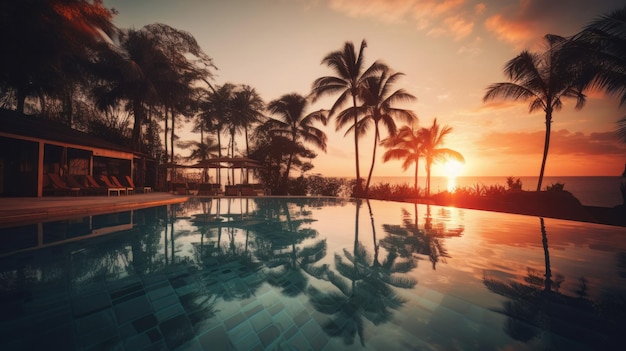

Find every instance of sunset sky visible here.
[104,0,626,178]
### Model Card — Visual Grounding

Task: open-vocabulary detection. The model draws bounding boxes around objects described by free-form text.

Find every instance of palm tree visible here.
[420,118,464,197]
[231,85,265,157]
[311,40,385,196]
[93,28,164,150]
[381,124,423,192]
[484,34,587,191]
[0,0,116,115]
[574,6,626,107]
[201,83,236,159]
[266,93,328,194]
[354,68,417,193]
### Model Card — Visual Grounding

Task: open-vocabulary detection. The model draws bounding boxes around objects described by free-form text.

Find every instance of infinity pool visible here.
[1,197,625,350]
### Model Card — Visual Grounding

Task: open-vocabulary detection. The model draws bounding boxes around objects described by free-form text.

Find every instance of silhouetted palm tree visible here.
[354,68,417,193]
[231,85,265,157]
[0,0,116,115]
[266,93,328,194]
[420,118,464,197]
[311,40,385,196]
[484,34,587,191]
[381,124,423,191]
[574,6,626,107]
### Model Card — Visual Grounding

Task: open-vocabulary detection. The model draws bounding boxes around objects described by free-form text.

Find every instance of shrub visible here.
[546,182,565,192]
[485,184,507,196]
[288,176,308,195]
[506,177,523,191]
[308,175,348,197]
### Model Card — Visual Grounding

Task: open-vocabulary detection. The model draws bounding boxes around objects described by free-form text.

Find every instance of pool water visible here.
[1,197,625,350]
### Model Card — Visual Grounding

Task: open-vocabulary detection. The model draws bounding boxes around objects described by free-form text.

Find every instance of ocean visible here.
[367,176,625,208]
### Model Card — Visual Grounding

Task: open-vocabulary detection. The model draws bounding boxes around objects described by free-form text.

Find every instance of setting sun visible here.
[444,159,464,178]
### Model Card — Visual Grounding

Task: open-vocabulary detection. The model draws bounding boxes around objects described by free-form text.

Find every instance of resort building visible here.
[0,109,155,197]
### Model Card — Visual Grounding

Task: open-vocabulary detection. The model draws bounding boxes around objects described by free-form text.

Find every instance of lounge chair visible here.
[111,176,134,195]
[66,174,106,196]
[125,175,152,193]
[100,175,128,195]
[172,182,190,195]
[47,173,80,196]
[85,175,123,196]
[197,183,220,196]
[224,185,239,196]
[240,184,256,196]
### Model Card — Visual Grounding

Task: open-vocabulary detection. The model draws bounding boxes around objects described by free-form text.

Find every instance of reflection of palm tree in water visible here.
[482,217,617,348]
[308,199,416,346]
[253,199,328,296]
[382,204,461,269]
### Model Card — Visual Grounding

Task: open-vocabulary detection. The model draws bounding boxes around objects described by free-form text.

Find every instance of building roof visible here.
[0,109,136,154]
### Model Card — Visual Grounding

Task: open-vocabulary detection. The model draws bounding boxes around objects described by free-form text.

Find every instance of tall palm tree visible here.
[201,83,236,159]
[484,34,587,191]
[420,118,464,197]
[311,40,385,196]
[266,93,328,193]
[93,28,164,150]
[354,68,417,193]
[574,6,626,107]
[0,0,116,115]
[231,85,265,157]
[381,124,423,192]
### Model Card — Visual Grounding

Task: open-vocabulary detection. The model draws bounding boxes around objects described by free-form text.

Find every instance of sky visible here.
[104,0,626,178]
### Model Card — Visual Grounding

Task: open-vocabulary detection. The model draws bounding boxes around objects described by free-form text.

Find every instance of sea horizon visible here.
[358,175,625,208]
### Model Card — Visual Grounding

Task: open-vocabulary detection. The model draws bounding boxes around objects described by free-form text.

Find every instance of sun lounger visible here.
[111,176,134,195]
[125,176,152,193]
[224,185,239,196]
[66,174,106,196]
[197,183,221,196]
[239,184,256,196]
[47,173,80,196]
[85,175,123,196]
[99,175,128,195]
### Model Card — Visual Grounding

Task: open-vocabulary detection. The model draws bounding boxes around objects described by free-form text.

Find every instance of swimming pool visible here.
[1,197,625,350]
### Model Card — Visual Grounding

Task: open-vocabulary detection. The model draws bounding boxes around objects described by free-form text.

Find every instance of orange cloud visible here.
[444,15,474,40]
[484,14,535,50]
[325,0,474,38]
[476,129,625,156]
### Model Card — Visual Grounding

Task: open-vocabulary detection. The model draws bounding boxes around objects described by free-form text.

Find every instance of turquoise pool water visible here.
[1,197,625,350]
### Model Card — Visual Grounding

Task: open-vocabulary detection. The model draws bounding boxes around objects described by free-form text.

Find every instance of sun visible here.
[443,159,464,192]
[443,159,464,178]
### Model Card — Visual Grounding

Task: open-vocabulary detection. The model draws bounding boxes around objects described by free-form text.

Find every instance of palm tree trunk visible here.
[164,107,169,161]
[414,159,419,193]
[281,152,294,195]
[537,111,552,191]
[426,160,432,197]
[352,94,362,196]
[217,129,222,185]
[364,124,380,194]
[132,99,144,151]
[170,107,175,164]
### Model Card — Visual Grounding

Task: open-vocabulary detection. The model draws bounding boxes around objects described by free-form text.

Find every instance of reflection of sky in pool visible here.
[1,197,625,350]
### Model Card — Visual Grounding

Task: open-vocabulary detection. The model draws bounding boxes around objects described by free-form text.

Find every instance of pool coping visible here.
[0,193,190,227]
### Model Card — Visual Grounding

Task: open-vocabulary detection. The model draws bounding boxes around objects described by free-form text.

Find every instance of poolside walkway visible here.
[0,192,189,227]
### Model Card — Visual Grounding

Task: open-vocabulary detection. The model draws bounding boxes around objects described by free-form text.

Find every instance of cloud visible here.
[326,0,419,23]
[476,129,625,156]
[444,15,474,40]
[482,0,624,49]
[325,0,476,39]
[484,14,535,50]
